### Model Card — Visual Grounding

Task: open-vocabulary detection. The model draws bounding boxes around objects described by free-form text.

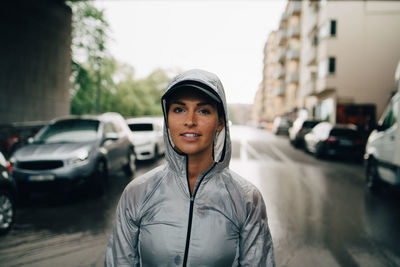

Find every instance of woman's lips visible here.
[180,133,201,141]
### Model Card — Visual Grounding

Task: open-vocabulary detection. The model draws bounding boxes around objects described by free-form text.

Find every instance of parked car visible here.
[126,117,165,161]
[0,121,47,159]
[9,113,136,198]
[364,90,400,192]
[272,117,291,135]
[0,152,16,235]
[289,119,321,148]
[304,122,364,160]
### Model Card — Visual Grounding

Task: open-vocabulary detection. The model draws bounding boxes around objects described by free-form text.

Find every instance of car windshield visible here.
[330,128,360,138]
[303,121,320,129]
[34,119,99,144]
[129,123,153,131]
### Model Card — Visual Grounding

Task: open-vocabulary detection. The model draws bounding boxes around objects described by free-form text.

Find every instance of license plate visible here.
[339,140,353,146]
[28,174,55,181]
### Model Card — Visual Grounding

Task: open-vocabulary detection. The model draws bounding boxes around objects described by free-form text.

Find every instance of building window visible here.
[330,20,336,36]
[315,98,334,122]
[319,19,337,40]
[318,57,336,77]
[328,57,336,74]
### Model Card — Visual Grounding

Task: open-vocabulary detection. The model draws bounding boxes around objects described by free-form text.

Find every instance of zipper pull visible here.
[190,196,194,202]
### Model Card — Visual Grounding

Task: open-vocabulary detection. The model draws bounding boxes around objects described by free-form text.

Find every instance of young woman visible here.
[105,69,275,267]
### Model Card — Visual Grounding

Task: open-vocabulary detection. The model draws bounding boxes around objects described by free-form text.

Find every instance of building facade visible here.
[256,0,400,125]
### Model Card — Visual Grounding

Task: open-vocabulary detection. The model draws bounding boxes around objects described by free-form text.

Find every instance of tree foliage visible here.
[67,1,170,117]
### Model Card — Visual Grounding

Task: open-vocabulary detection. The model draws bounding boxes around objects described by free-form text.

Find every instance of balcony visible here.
[286,49,300,61]
[285,73,299,84]
[303,80,316,96]
[286,25,300,39]
[276,48,286,63]
[306,48,317,66]
[277,30,287,46]
[281,11,289,22]
[287,1,301,16]
[274,83,286,97]
[274,67,286,79]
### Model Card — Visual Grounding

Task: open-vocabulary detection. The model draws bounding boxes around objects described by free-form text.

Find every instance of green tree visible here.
[67,1,110,115]
[67,1,171,117]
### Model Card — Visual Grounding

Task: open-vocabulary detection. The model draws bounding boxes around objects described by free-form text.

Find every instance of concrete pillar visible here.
[0,0,72,124]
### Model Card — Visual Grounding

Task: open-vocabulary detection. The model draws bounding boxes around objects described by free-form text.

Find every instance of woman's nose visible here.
[184,110,196,127]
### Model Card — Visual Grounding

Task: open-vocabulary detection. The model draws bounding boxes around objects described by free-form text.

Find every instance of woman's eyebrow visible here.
[170,100,212,107]
[171,100,185,105]
[197,102,212,107]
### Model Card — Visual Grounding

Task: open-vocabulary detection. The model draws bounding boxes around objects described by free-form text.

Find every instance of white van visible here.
[364,63,400,191]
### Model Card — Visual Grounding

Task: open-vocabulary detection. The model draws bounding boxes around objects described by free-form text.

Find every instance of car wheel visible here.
[0,190,15,235]
[315,143,325,159]
[124,149,136,178]
[366,159,381,192]
[90,159,108,197]
[153,145,159,161]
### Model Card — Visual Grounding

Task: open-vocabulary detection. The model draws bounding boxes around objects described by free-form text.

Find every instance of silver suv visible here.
[10,112,136,198]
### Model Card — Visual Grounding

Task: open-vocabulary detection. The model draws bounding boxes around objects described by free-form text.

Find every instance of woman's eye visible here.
[173,107,184,113]
[199,109,211,115]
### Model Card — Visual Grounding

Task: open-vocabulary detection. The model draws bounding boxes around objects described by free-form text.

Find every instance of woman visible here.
[105,69,275,266]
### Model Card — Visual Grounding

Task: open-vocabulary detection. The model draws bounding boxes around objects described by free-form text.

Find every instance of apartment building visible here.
[300,0,400,123]
[256,0,400,125]
[253,1,302,124]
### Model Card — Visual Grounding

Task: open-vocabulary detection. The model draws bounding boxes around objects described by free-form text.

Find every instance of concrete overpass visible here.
[0,0,72,124]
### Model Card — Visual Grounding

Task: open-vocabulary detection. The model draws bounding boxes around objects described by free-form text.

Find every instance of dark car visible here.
[304,122,364,160]
[0,121,47,159]
[0,152,17,235]
[272,117,291,135]
[10,113,136,198]
[289,119,321,148]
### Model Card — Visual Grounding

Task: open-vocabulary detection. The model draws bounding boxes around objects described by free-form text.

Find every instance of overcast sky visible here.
[96,0,287,104]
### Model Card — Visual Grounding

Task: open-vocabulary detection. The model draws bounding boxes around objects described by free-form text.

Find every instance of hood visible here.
[12,142,94,161]
[161,69,231,174]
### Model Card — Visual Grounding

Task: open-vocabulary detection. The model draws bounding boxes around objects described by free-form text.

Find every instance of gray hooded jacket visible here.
[105,69,275,267]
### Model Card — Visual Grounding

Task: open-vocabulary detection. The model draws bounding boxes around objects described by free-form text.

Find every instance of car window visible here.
[380,104,396,130]
[35,120,99,144]
[103,122,116,135]
[392,98,399,126]
[129,123,154,131]
[112,121,123,133]
[303,121,320,129]
[330,128,359,138]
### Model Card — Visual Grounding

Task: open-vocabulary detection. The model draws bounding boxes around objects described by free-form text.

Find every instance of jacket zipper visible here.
[182,160,216,267]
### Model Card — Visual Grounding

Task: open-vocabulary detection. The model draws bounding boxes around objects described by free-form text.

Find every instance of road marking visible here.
[269,142,294,165]
[240,138,276,161]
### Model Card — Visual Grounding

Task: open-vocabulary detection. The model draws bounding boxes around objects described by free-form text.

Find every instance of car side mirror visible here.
[28,137,34,144]
[375,124,386,132]
[103,133,119,143]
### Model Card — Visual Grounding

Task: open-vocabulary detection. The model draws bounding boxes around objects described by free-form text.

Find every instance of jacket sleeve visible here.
[105,188,140,267]
[238,189,275,267]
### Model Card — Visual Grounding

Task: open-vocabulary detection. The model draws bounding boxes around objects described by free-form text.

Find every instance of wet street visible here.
[1,125,400,267]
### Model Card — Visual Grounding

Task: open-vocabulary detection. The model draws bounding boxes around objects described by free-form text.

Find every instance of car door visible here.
[382,97,399,164]
[102,121,122,172]
[379,100,397,164]
[372,98,398,183]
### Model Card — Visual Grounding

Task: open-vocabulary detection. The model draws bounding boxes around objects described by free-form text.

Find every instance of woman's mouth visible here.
[181,133,201,137]
[180,133,201,141]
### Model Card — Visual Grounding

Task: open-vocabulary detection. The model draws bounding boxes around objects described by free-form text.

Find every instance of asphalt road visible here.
[0,125,399,267]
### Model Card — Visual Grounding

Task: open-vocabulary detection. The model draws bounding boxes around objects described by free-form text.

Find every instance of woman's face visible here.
[167,89,224,160]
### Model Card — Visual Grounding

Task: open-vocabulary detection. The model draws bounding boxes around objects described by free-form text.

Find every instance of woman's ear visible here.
[216,118,224,132]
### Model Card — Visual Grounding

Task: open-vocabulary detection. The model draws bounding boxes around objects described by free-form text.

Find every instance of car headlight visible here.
[2,171,9,179]
[67,150,89,165]
[9,157,16,168]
